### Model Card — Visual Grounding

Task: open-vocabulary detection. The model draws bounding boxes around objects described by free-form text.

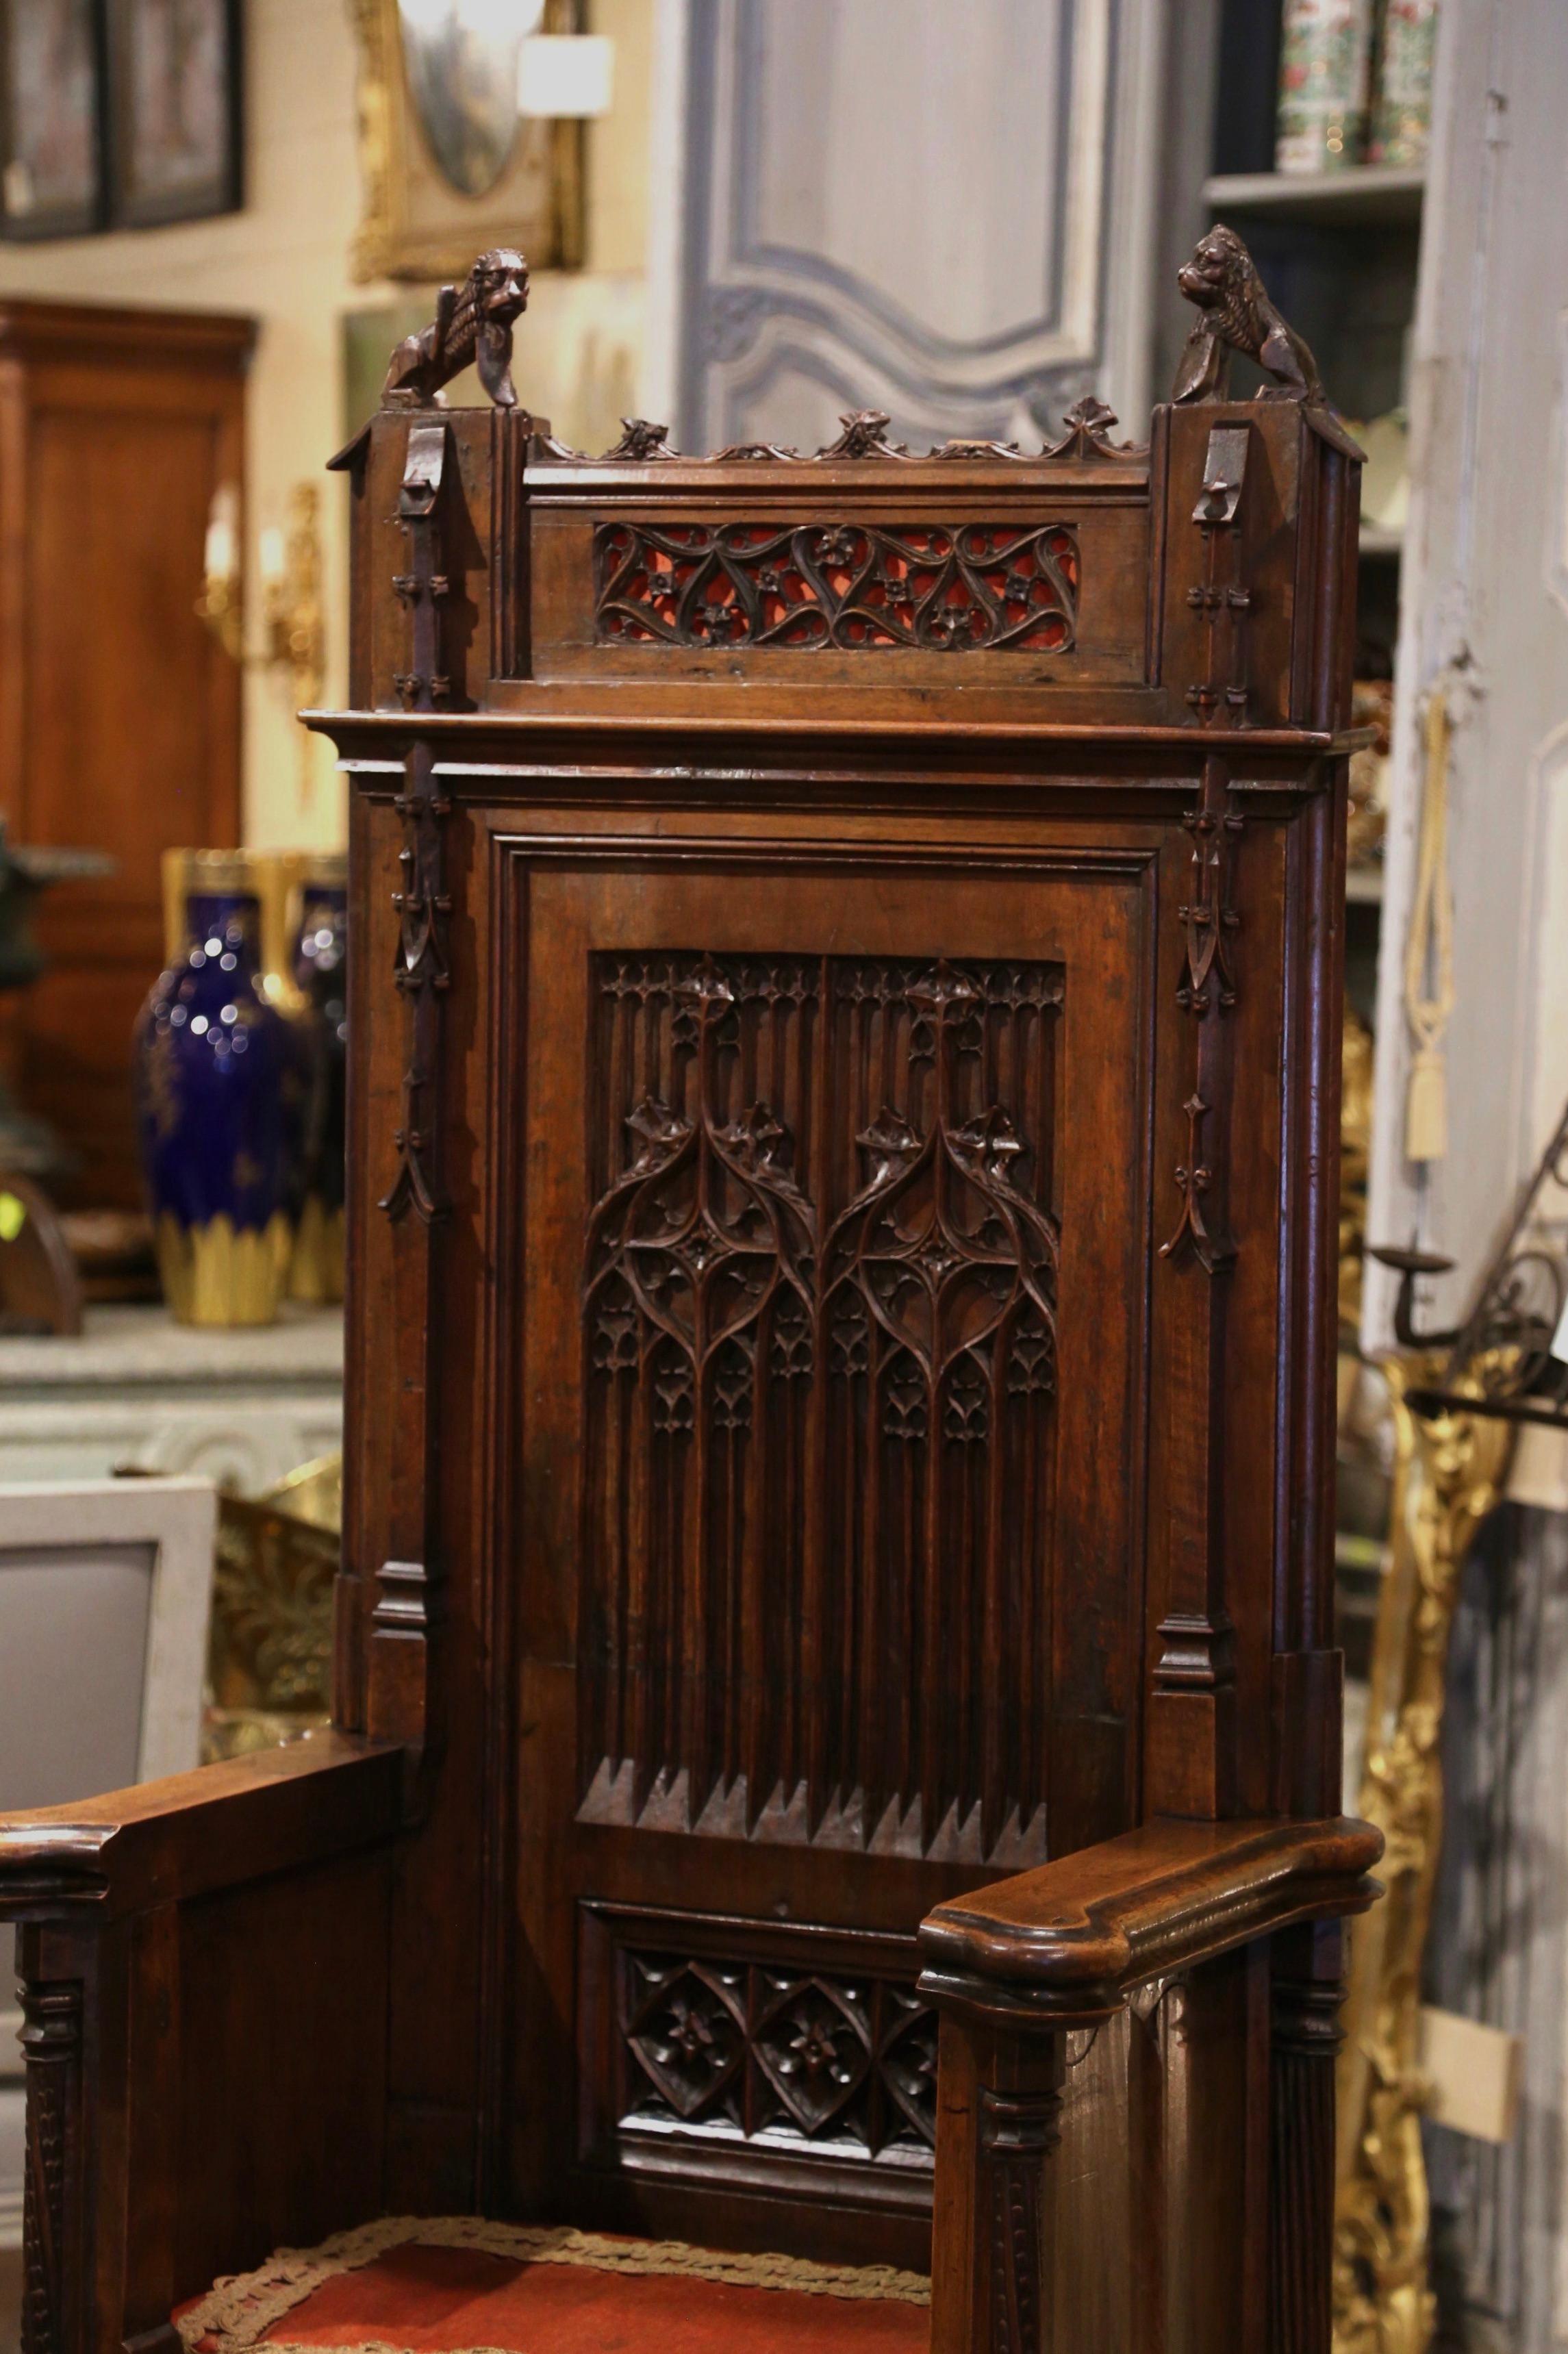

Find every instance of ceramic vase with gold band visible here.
[287,855,347,1305]
[135,852,296,1327]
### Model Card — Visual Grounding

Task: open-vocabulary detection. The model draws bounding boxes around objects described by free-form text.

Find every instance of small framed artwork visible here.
[106,0,242,229]
[349,0,582,283]
[0,0,105,241]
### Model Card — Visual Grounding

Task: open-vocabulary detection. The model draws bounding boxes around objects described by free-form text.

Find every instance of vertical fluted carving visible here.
[1269,1962,1345,2354]
[981,2083,1063,2354]
[579,951,1062,1862]
[19,1979,82,2354]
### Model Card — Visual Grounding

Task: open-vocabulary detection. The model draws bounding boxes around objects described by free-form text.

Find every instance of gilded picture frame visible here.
[349,0,583,285]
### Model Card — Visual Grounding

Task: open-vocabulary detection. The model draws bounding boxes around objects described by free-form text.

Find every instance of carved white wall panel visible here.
[663,0,1163,453]
[1364,0,1568,1346]
[1524,724,1568,1160]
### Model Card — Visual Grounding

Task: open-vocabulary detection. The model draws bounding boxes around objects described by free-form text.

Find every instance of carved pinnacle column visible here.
[364,415,455,1755]
[1150,750,1243,1814]
[19,1978,83,2354]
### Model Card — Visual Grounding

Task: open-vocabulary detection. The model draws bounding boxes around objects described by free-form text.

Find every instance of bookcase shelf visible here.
[1202,166,1426,229]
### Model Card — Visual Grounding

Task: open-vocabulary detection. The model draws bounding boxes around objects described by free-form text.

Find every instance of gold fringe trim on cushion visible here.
[179,2215,931,2351]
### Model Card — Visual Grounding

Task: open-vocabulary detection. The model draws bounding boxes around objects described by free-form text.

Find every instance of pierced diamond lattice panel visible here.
[619,1947,938,2160]
[623,1957,746,2123]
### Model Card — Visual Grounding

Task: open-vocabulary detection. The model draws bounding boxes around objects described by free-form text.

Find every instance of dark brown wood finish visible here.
[0,238,1380,2351]
[0,300,253,1209]
[0,1738,399,2345]
[918,1817,1378,2351]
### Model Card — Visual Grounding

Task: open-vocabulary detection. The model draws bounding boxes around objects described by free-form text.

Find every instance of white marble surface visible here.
[0,1305,343,1495]
[0,1302,343,1391]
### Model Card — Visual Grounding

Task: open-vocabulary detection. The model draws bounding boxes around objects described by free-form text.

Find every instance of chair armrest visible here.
[0,1730,403,1923]
[0,1732,405,2341]
[920,1818,1383,2352]
[918,1814,1383,2025]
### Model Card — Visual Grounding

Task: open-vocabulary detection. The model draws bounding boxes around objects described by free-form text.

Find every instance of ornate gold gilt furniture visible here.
[1335,1106,1568,2351]
[0,236,1378,2352]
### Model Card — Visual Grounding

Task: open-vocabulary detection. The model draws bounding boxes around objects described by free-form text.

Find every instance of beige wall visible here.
[0,0,652,851]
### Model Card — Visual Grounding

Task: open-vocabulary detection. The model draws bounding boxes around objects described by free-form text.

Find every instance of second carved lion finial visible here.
[1172,224,1361,459]
[382,247,530,411]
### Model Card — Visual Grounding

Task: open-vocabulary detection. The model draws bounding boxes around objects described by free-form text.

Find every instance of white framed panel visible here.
[665,0,1164,452]
[0,1478,216,1790]
[0,1476,216,2252]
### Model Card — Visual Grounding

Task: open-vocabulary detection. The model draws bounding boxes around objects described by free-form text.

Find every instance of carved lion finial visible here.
[1172,225,1321,403]
[1172,225,1361,458]
[1172,229,1356,459]
[381,247,530,411]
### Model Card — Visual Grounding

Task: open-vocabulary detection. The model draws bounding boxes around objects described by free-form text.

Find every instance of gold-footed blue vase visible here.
[135,851,296,1327]
[286,853,347,1306]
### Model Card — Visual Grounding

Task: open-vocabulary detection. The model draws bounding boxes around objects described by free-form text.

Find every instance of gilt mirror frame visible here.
[349,0,583,285]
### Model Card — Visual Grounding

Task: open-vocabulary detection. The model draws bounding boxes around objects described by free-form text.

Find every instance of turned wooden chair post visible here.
[1270,1919,1349,2354]
[929,2015,1067,2354]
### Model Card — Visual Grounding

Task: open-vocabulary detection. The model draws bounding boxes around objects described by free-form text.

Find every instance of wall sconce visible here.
[197,483,244,661]
[198,483,328,805]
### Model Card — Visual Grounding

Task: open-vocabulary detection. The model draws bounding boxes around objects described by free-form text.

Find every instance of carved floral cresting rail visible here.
[579,952,1062,1869]
[594,521,1080,653]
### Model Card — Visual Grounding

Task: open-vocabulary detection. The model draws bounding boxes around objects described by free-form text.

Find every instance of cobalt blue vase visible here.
[286,857,347,1304]
[134,852,294,1326]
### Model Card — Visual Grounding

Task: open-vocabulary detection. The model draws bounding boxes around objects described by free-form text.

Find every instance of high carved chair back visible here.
[318,229,1367,2275]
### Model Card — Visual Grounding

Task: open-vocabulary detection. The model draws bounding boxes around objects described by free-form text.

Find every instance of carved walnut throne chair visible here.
[1,236,1379,2354]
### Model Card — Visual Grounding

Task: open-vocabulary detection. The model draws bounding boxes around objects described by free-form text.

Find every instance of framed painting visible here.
[106,0,242,229]
[349,0,583,284]
[0,0,105,242]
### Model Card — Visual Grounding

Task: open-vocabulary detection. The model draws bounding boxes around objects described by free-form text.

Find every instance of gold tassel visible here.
[1404,1045,1448,1163]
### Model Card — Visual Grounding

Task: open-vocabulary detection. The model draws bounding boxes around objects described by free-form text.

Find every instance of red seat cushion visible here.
[177,2219,930,2354]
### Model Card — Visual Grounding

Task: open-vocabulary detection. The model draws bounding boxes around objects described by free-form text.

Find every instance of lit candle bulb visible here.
[204,485,238,582]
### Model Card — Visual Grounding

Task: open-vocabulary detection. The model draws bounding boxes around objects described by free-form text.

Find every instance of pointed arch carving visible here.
[579,950,1063,1868]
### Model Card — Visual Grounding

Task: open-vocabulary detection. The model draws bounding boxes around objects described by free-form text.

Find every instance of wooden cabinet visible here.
[0,300,253,1208]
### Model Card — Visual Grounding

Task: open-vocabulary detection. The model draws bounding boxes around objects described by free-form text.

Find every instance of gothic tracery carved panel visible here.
[594,521,1079,653]
[579,950,1063,1868]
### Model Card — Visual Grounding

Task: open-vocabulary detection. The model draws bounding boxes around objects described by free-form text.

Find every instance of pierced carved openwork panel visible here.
[579,949,1062,1869]
[593,521,1080,652]
[619,1949,938,2163]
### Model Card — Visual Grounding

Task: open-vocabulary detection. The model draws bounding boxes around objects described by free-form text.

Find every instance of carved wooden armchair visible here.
[0,235,1380,2354]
